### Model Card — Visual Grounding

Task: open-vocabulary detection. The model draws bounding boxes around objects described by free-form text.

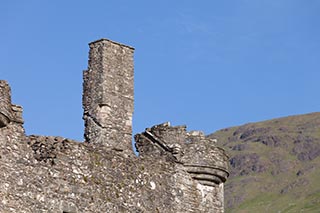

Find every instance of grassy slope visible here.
[208,112,320,212]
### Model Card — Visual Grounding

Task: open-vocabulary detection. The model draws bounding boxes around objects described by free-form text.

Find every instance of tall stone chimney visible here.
[83,39,134,152]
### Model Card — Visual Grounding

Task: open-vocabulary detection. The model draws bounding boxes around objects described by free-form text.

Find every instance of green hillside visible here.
[208,112,320,212]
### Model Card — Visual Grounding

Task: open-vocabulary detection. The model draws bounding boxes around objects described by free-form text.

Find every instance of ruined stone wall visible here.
[0,134,178,212]
[0,39,229,212]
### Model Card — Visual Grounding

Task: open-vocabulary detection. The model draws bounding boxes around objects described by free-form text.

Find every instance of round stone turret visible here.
[182,140,229,186]
[135,122,229,212]
[135,122,229,186]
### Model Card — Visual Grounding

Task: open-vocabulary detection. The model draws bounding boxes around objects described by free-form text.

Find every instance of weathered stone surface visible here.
[0,80,13,128]
[0,38,229,212]
[83,39,134,153]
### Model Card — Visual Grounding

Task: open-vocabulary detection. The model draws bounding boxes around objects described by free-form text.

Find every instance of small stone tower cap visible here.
[89,38,135,50]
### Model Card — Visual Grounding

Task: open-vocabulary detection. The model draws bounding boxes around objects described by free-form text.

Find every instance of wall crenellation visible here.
[0,38,229,212]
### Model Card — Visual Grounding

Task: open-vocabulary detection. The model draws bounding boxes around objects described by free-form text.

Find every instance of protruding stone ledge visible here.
[12,104,24,124]
[184,164,229,186]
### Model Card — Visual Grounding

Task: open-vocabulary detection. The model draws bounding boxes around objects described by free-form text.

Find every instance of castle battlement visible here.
[0,39,229,212]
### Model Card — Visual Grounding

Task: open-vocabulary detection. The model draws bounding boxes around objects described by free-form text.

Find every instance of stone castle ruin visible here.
[0,39,229,212]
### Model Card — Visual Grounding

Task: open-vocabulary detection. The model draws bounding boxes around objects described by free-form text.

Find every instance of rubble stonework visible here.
[0,38,229,212]
[83,39,134,152]
[0,81,14,127]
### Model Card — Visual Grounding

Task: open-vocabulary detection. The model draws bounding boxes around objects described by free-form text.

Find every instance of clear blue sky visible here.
[1,1,319,142]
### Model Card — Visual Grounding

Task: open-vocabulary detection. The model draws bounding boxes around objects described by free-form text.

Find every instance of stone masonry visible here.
[83,39,134,152]
[0,38,229,212]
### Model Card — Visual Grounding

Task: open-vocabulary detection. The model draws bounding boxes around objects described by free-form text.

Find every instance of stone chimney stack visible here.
[83,39,134,152]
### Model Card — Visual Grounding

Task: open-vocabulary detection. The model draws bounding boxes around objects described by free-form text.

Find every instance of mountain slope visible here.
[208,112,320,212]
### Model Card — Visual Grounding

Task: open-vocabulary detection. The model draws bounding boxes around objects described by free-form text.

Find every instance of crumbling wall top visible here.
[0,80,23,127]
[89,38,135,50]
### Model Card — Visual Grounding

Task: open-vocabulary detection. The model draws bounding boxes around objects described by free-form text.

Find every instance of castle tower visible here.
[83,39,134,152]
